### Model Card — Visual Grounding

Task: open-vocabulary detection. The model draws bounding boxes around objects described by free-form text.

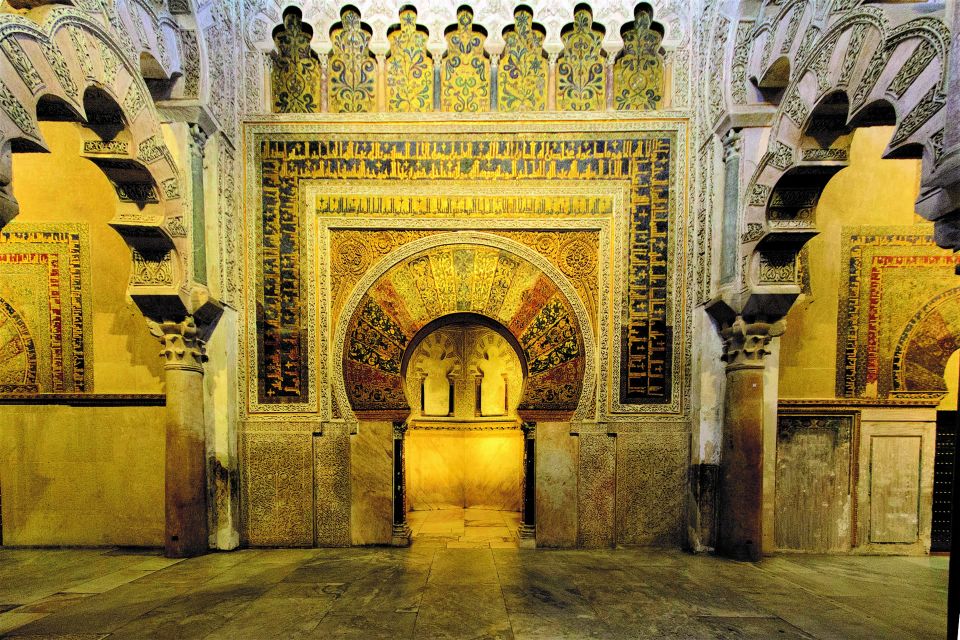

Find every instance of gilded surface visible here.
[343,244,584,413]
[271,12,321,113]
[248,120,685,419]
[0,224,92,393]
[557,8,606,111]
[441,8,489,112]
[613,7,664,111]
[498,8,546,112]
[838,226,960,398]
[328,9,377,113]
[386,8,433,112]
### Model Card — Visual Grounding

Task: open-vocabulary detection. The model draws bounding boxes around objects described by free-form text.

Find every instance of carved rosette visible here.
[148,317,208,372]
[719,317,785,369]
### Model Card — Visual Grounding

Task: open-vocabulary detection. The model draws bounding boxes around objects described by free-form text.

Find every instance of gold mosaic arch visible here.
[333,232,596,422]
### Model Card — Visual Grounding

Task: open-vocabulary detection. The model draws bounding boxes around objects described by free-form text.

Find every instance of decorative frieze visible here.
[889,85,944,148]
[83,139,129,155]
[757,250,798,284]
[748,183,771,207]
[1,39,44,94]
[887,40,936,99]
[801,148,848,162]
[132,248,175,286]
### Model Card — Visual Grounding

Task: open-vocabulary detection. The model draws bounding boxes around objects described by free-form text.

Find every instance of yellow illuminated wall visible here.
[779,127,924,397]
[405,323,525,512]
[0,121,165,546]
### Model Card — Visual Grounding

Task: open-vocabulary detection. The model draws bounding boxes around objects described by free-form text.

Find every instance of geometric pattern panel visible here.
[256,131,675,408]
[838,226,960,398]
[0,223,91,393]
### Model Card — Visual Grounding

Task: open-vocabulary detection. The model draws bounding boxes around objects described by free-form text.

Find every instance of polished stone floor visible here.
[0,546,946,639]
[408,507,521,548]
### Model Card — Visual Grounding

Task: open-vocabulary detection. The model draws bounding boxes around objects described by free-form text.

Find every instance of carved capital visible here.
[720,317,785,368]
[393,420,408,439]
[148,316,208,372]
[188,124,208,155]
[521,421,537,438]
[722,129,742,162]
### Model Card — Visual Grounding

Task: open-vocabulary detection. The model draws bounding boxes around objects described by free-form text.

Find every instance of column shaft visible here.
[164,366,208,557]
[717,364,764,561]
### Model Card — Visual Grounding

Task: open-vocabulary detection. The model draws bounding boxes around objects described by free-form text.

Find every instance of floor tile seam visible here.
[0,608,53,637]
[693,613,824,640]
[489,546,519,640]
[817,591,932,635]
[410,547,438,639]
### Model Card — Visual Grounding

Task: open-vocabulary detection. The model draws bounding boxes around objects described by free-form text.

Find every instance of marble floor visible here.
[0,546,946,639]
[408,507,521,548]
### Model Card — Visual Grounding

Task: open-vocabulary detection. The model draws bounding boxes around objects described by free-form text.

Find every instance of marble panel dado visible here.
[350,421,394,545]
[535,422,578,547]
[615,431,688,546]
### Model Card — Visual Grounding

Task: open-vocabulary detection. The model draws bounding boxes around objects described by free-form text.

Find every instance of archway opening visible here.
[401,314,525,546]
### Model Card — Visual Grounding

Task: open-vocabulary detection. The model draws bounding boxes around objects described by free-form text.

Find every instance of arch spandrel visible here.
[335,233,594,422]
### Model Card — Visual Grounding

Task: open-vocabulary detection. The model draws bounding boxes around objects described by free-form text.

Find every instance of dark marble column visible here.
[716,317,783,562]
[519,421,536,545]
[391,420,412,546]
[149,317,209,558]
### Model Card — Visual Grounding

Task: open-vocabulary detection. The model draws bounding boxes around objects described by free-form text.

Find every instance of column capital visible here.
[719,316,785,369]
[148,316,208,372]
[521,421,536,438]
[392,420,408,439]
[721,128,742,160]
[188,123,209,154]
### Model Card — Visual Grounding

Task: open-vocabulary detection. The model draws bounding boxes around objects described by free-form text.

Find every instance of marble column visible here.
[716,317,783,562]
[489,54,500,112]
[391,421,412,546]
[518,421,536,547]
[187,124,208,286]
[376,54,387,112]
[546,53,558,111]
[319,53,329,113]
[149,317,209,558]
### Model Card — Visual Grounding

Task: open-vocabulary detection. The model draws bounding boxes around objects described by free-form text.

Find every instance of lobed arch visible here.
[0,8,217,317]
[246,0,686,63]
[747,0,815,99]
[333,232,596,424]
[735,7,948,294]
